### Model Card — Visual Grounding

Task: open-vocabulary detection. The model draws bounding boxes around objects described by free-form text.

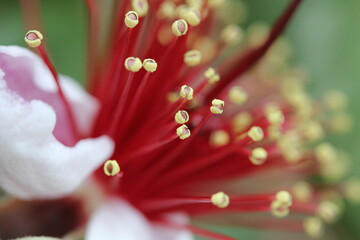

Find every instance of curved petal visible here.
[85,199,154,240]
[0,58,115,200]
[85,199,193,240]
[0,45,99,145]
[151,213,194,240]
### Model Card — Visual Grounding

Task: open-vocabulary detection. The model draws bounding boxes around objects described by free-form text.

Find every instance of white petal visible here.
[86,199,194,240]
[0,45,100,139]
[0,45,57,92]
[152,213,194,240]
[60,74,99,136]
[0,78,114,199]
[85,199,154,240]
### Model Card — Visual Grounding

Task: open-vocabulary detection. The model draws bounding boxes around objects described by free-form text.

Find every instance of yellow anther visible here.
[328,112,353,134]
[210,99,225,114]
[103,160,121,176]
[172,19,188,36]
[249,147,267,165]
[303,217,324,239]
[232,112,252,133]
[266,110,284,126]
[247,23,269,48]
[184,50,202,66]
[221,24,244,45]
[302,120,324,142]
[319,150,350,181]
[277,131,303,163]
[247,126,264,142]
[204,68,216,79]
[323,90,348,111]
[211,192,230,208]
[176,124,191,140]
[186,0,203,9]
[176,4,188,19]
[264,102,280,114]
[317,201,340,224]
[314,142,337,164]
[276,191,292,207]
[344,178,360,204]
[175,110,189,124]
[24,30,43,48]
[124,11,139,28]
[124,57,142,72]
[183,8,201,26]
[267,125,282,140]
[131,0,149,17]
[292,181,313,202]
[180,85,194,100]
[210,130,230,147]
[228,86,248,105]
[209,74,220,84]
[208,0,224,8]
[157,1,176,19]
[270,200,290,218]
[204,68,220,84]
[143,59,157,72]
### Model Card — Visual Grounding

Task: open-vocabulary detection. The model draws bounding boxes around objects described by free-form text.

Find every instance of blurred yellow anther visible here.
[209,74,220,84]
[124,57,142,72]
[233,112,252,133]
[176,124,191,140]
[211,192,230,208]
[249,147,267,165]
[315,142,337,164]
[276,191,292,207]
[323,90,348,111]
[344,178,360,204]
[204,68,216,78]
[221,25,243,45]
[186,0,203,9]
[176,5,188,19]
[292,181,313,202]
[270,200,290,218]
[210,130,230,147]
[132,0,149,17]
[157,1,176,19]
[124,11,139,28]
[183,8,201,26]
[317,201,340,224]
[180,85,194,100]
[143,59,157,72]
[172,19,188,36]
[247,23,269,48]
[266,110,284,126]
[208,0,224,8]
[228,86,248,105]
[328,112,353,134]
[175,110,189,124]
[267,125,282,140]
[204,68,220,84]
[210,99,224,114]
[247,126,264,142]
[184,50,202,66]
[24,30,43,48]
[302,120,324,142]
[103,160,121,176]
[303,217,324,239]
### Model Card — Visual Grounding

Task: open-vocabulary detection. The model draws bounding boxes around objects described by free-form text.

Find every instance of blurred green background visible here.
[0,0,359,239]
